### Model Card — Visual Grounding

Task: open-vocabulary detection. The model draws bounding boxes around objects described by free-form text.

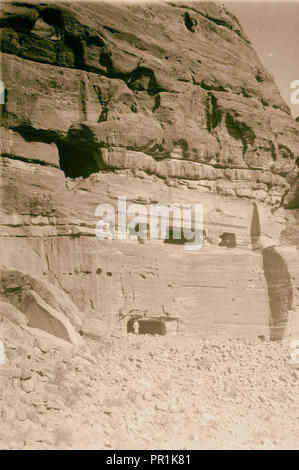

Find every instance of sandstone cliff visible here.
[0,1,298,341]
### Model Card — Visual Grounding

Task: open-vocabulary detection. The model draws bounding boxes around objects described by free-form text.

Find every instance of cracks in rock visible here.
[30,247,72,296]
[205,15,245,40]
[200,82,226,93]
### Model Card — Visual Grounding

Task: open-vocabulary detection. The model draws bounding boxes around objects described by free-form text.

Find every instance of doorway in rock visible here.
[163,226,195,245]
[219,232,236,248]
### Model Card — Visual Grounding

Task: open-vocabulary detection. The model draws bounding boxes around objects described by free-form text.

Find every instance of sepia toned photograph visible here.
[0,0,298,453]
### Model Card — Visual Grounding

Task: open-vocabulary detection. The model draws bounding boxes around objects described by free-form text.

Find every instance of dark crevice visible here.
[0,15,36,32]
[103,25,119,34]
[85,35,105,48]
[40,7,65,30]
[184,12,197,32]
[225,114,243,141]
[12,125,59,144]
[207,94,222,131]
[270,141,277,161]
[64,34,85,69]
[200,82,226,92]
[98,105,108,123]
[1,153,58,168]
[99,46,114,74]
[255,73,264,83]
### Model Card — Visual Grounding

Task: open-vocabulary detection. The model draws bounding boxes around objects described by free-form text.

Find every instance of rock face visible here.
[0,1,298,341]
[0,269,85,348]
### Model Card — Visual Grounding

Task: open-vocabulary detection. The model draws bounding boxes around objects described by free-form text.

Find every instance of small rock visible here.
[36,404,46,414]
[28,392,43,407]
[143,392,152,402]
[21,378,35,393]
[21,360,32,381]
[0,366,21,379]
[291,370,298,380]
[155,401,169,412]
[16,406,27,421]
[2,407,15,422]
[36,338,50,354]
[46,399,63,410]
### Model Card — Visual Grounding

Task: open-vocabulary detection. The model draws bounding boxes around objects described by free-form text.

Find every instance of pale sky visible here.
[223,1,299,118]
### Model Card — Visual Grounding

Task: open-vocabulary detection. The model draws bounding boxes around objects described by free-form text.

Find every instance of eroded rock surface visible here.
[0,1,298,342]
[1,1,298,205]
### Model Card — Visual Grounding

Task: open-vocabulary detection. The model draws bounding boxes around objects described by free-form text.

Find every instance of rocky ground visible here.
[0,317,298,450]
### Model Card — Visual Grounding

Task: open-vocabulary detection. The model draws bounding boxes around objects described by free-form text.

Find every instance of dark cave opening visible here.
[65,34,85,69]
[2,14,36,32]
[40,7,65,29]
[57,140,101,178]
[219,232,236,248]
[99,47,114,74]
[164,227,197,245]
